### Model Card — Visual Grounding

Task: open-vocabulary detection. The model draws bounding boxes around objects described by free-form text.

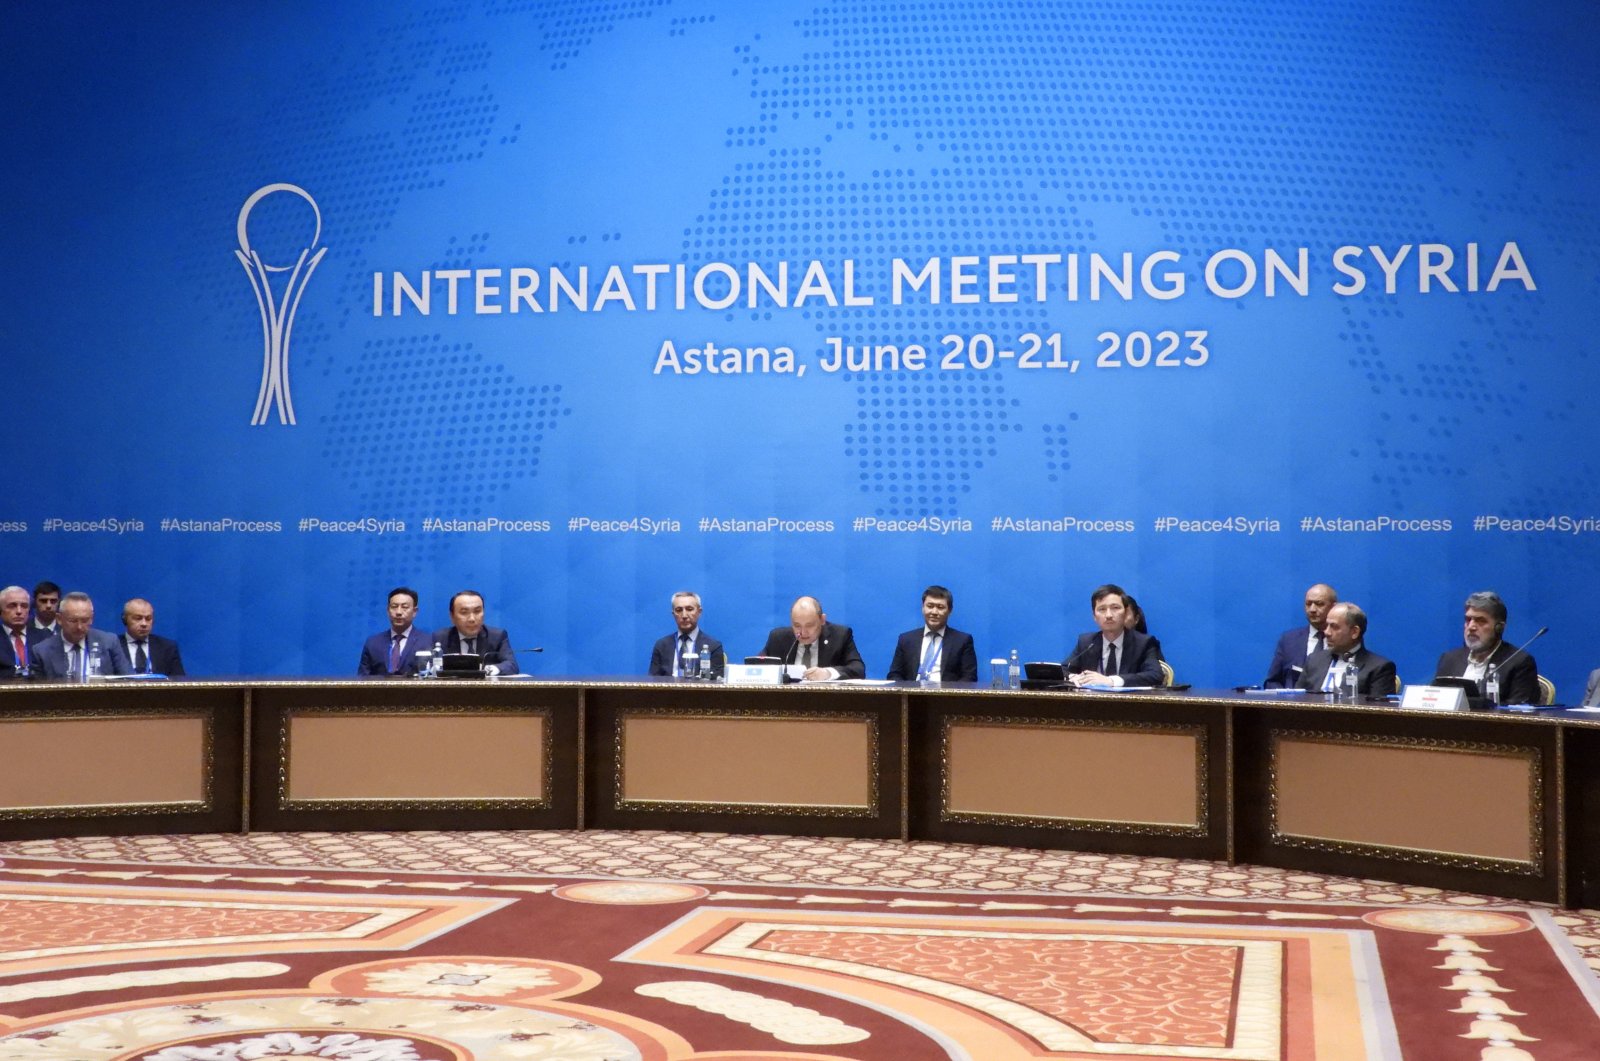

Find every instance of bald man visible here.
[1263,583,1338,688]
[761,596,865,681]
[121,598,186,676]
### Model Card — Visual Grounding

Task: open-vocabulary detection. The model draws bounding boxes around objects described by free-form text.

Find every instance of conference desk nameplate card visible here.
[724,664,783,686]
[1400,685,1468,711]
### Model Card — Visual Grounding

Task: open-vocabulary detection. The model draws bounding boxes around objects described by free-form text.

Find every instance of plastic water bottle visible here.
[1008,648,1021,690]
[430,641,443,678]
[1485,665,1500,706]
[699,644,712,680]
[87,642,103,682]
[1340,662,1358,702]
[681,641,699,679]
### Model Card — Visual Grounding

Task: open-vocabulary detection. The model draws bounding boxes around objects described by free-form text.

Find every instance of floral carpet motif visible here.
[0,832,1596,1059]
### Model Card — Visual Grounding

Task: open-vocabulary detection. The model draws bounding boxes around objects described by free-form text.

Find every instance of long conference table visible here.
[2,677,1599,908]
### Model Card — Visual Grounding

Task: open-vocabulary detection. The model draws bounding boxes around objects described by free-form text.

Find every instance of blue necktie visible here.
[918,634,941,679]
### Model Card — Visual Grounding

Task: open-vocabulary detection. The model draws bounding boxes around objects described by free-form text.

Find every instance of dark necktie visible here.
[1105,643,1118,675]
[388,634,402,672]
[70,644,82,680]
[134,640,150,673]
[802,642,813,669]
[679,633,691,675]
[1315,633,1325,654]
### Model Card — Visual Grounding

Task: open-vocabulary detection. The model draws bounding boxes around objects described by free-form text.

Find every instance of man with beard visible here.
[1433,591,1539,705]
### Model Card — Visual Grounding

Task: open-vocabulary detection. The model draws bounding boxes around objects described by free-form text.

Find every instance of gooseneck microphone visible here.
[1495,626,1548,671]
[1062,638,1099,673]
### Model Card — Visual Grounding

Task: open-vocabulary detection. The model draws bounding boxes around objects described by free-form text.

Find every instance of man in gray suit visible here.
[29,591,132,679]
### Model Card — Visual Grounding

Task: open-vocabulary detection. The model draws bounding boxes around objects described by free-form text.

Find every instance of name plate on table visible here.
[725,663,784,685]
[1401,684,1467,711]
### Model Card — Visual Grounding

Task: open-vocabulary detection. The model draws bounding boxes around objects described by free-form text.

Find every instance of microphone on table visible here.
[1060,639,1101,685]
[781,637,802,683]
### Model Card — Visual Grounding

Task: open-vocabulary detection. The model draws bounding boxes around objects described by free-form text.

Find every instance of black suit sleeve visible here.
[827,626,866,680]
[886,635,912,680]
[648,637,671,676]
[1500,653,1540,705]
[952,634,978,682]
[1360,656,1397,698]
[1263,631,1297,688]
[1123,634,1165,687]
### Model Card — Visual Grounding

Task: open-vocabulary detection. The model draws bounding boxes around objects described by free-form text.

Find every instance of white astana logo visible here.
[236,183,326,425]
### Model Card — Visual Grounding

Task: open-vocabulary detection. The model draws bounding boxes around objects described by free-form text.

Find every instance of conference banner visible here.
[5,1,1596,691]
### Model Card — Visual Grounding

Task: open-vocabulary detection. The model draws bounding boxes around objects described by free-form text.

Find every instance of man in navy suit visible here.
[29,591,131,679]
[358,586,431,676]
[120,598,186,676]
[762,596,866,681]
[1065,583,1165,688]
[0,585,47,677]
[886,584,978,682]
[1263,582,1338,688]
[437,589,519,675]
[1298,602,1396,699]
[1433,590,1540,705]
[648,590,725,678]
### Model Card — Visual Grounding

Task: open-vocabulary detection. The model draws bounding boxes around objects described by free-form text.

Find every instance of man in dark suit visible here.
[0,584,47,677]
[648,590,725,678]
[762,596,865,681]
[1065,583,1165,687]
[1263,582,1337,688]
[437,589,519,675]
[29,591,132,679]
[1433,590,1539,705]
[120,598,186,676]
[30,581,61,638]
[886,584,978,682]
[358,586,431,677]
[1298,602,1396,699]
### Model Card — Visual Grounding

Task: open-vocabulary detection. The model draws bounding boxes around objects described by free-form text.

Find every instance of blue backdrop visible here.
[4,0,1597,691]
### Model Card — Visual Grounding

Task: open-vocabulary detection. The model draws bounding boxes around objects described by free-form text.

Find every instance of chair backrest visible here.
[1537,674,1555,706]
[1158,659,1174,687]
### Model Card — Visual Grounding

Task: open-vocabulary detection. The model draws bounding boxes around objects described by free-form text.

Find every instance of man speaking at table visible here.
[762,596,865,681]
[438,590,520,676]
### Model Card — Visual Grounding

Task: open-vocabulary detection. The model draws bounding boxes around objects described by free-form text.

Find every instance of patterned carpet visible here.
[0,831,1597,1060]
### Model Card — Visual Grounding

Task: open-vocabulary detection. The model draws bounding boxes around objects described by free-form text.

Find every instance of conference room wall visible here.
[3,2,1593,692]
